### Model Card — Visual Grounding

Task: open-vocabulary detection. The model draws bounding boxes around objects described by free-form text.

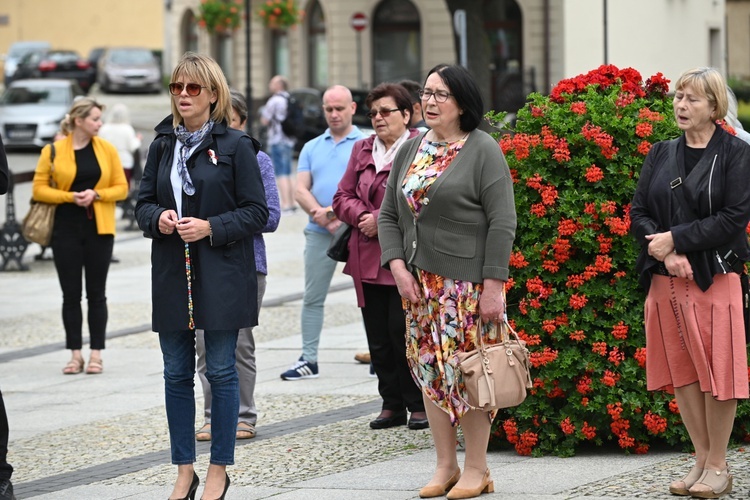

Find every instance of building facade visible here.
[166,0,727,119]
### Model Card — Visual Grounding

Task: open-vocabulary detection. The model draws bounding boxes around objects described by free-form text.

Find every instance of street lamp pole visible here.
[244,0,253,136]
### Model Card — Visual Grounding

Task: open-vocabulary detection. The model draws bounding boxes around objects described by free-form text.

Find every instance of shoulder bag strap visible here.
[49,144,57,189]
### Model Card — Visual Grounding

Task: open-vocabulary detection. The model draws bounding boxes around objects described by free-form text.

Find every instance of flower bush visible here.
[196,0,244,35]
[487,64,750,457]
[256,0,304,29]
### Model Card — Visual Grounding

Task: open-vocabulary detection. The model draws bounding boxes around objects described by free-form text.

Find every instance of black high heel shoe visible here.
[201,473,230,500]
[169,472,199,500]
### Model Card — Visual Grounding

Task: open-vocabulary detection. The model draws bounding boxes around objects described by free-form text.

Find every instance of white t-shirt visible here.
[99,123,141,169]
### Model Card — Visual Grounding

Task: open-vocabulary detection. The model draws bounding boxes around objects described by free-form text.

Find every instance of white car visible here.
[0,79,85,148]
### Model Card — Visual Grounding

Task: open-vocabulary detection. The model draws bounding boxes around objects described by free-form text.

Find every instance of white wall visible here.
[561,0,725,89]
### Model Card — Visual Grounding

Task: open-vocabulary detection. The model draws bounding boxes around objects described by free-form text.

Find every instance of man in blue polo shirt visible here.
[281,85,366,380]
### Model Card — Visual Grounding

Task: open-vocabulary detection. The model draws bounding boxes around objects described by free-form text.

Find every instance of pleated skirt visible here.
[644,273,749,401]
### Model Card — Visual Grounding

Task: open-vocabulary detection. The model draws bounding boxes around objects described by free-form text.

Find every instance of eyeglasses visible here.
[366,108,400,120]
[168,82,208,96]
[418,90,453,103]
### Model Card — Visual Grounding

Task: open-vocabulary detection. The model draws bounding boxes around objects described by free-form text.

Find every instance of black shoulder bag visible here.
[666,140,750,343]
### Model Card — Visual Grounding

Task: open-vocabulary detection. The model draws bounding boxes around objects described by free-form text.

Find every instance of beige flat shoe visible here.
[195,423,211,441]
[62,358,84,375]
[419,469,460,498]
[85,357,103,375]
[236,422,256,439]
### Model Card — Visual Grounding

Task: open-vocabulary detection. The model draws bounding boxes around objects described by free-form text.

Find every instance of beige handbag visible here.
[22,144,57,246]
[455,316,533,411]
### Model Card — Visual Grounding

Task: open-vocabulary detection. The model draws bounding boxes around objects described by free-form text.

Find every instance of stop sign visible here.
[350,12,368,32]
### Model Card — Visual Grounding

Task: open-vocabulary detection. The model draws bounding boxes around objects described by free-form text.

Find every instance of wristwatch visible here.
[326,207,336,220]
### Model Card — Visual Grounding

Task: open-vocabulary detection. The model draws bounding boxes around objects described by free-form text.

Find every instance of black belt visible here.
[652,262,671,276]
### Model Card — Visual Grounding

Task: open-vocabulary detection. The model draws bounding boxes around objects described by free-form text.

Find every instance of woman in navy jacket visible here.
[135,52,268,500]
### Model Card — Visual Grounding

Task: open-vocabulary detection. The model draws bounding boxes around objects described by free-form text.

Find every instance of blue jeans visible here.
[159,329,239,465]
[270,143,292,177]
[301,229,338,363]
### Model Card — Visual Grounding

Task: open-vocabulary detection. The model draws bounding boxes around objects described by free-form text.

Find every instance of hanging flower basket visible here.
[256,0,304,30]
[196,0,244,35]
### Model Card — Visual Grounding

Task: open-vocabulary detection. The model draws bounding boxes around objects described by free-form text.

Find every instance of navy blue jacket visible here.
[135,116,268,332]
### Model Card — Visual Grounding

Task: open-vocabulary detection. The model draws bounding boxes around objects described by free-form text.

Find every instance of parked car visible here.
[0,79,85,148]
[13,49,94,92]
[87,46,107,82]
[97,47,161,93]
[257,87,374,154]
[2,40,51,85]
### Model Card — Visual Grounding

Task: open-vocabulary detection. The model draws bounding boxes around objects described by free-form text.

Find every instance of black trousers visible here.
[0,390,12,480]
[52,207,114,350]
[361,283,424,413]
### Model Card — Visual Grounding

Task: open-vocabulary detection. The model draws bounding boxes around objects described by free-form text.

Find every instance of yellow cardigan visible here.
[32,136,129,235]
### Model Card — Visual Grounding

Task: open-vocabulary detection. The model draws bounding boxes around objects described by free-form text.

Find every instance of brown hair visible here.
[365,83,413,121]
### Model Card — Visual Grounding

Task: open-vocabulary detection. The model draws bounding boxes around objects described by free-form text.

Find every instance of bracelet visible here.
[208,221,213,246]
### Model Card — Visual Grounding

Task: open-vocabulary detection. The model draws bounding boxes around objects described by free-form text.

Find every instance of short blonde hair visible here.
[170,52,232,127]
[59,97,105,136]
[674,67,728,121]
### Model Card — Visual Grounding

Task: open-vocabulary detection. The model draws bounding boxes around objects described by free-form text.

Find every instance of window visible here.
[372,0,421,85]
[307,0,327,88]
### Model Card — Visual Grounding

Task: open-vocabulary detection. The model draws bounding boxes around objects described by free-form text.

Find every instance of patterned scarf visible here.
[173,120,214,195]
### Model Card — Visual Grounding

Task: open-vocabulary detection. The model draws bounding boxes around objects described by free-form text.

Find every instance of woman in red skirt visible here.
[631,67,750,498]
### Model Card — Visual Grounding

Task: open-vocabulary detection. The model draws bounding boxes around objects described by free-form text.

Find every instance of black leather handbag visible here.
[326,223,352,262]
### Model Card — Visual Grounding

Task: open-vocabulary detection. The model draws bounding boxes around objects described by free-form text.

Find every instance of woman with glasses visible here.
[31,97,128,376]
[332,83,426,431]
[379,64,516,499]
[135,52,268,500]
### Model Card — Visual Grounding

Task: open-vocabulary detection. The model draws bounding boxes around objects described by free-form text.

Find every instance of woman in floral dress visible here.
[379,64,516,500]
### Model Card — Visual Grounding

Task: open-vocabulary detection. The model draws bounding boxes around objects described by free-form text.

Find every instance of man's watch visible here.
[325,207,336,220]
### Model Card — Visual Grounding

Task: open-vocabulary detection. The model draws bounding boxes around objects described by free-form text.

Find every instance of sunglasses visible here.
[366,107,400,120]
[168,82,208,96]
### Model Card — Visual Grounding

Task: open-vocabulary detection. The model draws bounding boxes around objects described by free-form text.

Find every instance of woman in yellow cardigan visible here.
[32,97,128,375]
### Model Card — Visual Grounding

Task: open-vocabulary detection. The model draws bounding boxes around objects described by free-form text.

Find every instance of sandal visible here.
[62,358,84,375]
[236,422,256,440]
[689,467,733,498]
[85,357,103,375]
[195,423,211,441]
[669,466,703,495]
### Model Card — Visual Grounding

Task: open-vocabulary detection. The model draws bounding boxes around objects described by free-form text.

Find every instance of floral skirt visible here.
[404,269,499,426]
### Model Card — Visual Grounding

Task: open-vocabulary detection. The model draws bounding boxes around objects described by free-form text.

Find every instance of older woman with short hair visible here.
[136,52,268,500]
[631,67,750,499]
[333,83,426,431]
[379,65,516,499]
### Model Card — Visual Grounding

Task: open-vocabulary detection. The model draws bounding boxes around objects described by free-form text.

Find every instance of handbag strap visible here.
[48,144,57,189]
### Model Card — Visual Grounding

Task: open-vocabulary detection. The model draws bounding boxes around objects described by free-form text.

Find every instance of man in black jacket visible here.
[0,136,17,499]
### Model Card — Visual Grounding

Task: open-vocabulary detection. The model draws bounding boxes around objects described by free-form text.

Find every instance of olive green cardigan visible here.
[378,129,516,283]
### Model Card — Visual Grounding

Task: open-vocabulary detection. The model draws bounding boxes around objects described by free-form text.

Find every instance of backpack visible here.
[280,94,304,140]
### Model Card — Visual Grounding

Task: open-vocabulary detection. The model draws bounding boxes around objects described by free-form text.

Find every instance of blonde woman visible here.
[31,97,128,376]
[135,53,268,500]
[631,67,750,498]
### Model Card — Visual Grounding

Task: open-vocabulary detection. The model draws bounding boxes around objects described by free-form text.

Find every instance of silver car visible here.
[97,47,161,93]
[0,79,84,148]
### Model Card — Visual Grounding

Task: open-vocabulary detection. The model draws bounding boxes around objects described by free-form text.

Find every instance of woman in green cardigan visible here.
[378,64,516,499]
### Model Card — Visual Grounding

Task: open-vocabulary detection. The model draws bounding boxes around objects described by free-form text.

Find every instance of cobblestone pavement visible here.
[2,210,749,499]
